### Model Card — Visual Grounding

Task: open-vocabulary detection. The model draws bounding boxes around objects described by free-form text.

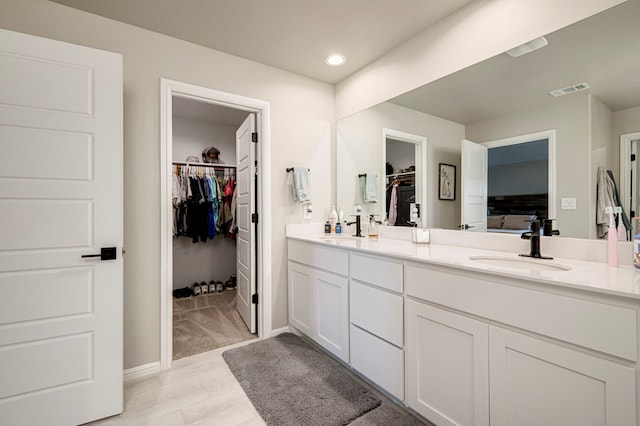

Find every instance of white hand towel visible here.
[361,174,378,203]
[292,167,311,204]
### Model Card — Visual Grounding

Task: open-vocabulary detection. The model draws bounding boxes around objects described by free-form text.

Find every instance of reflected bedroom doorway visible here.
[485,130,556,234]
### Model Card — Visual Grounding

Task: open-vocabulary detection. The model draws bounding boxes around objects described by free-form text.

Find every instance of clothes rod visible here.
[286,167,310,172]
[173,161,236,169]
[358,173,367,178]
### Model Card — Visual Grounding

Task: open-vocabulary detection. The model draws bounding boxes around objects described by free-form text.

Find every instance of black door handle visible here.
[459,224,475,230]
[81,247,117,260]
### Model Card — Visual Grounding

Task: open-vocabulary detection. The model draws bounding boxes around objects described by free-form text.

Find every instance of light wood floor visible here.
[89,340,266,426]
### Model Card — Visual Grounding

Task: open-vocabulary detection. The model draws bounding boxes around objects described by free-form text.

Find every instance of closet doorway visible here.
[160,79,272,369]
[382,128,427,227]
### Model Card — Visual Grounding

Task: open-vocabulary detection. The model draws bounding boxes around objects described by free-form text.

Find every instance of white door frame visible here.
[620,132,640,219]
[381,128,427,227]
[160,78,272,369]
[483,129,557,221]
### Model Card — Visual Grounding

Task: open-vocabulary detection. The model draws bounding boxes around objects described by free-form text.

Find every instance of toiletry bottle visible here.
[368,215,378,239]
[634,218,640,270]
[324,221,331,234]
[335,222,342,234]
[607,209,617,267]
[329,206,338,233]
[338,207,345,224]
[615,207,626,241]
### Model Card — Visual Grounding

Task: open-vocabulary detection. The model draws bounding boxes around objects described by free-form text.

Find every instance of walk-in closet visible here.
[171,97,255,360]
[385,138,416,226]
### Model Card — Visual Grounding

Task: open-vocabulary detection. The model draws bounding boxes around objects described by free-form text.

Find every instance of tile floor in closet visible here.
[173,288,255,360]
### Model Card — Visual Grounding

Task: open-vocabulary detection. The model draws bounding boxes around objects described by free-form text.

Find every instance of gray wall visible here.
[466,94,591,239]
[488,160,548,196]
[0,0,334,370]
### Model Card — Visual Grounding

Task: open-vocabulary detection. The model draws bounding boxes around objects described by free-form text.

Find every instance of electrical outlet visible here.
[561,198,576,210]
[303,204,313,219]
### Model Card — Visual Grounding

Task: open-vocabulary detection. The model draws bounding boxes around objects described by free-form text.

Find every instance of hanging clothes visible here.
[172,163,236,243]
[388,184,398,226]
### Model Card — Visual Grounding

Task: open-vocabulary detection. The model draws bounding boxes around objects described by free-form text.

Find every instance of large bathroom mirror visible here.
[336,0,640,239]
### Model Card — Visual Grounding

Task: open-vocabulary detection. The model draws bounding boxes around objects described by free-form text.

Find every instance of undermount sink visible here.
[319,235,361,245]
[468,255,572,272]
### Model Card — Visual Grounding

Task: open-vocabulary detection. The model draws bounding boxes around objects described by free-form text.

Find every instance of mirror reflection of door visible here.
[462,131,555,234]
[461,139,488,231]
[383,129,427,227]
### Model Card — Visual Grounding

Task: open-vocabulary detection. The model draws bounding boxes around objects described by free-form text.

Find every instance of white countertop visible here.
[287,230,640,301]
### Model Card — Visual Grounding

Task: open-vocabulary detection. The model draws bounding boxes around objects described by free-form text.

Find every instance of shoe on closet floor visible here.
[172,287,191,298]
[216,281,224,293]
[208,281,217,293]
[192,282,202,296]
[200,281,209,294]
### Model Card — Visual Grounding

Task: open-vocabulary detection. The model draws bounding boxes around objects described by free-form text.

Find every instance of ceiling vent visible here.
[549,82,591,97]
[506,37,548,58]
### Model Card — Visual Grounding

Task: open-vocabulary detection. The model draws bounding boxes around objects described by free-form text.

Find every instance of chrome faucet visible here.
[520,220,553,259]
[346,215,364,237]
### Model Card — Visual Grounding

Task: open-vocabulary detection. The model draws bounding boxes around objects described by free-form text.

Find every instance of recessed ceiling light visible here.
[325,54,346,66]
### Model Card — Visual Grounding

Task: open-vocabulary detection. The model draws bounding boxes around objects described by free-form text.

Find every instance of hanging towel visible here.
[292,167,311,204]
[596,167,616,238]
[388,184,398,225]
[606,170,631,233]
[361,174,378,203]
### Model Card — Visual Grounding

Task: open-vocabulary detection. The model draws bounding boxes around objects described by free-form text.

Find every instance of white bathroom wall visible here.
[0,0,334,370]
[172,116,237,290]
[172,116,238,165]
[337,102,464,230]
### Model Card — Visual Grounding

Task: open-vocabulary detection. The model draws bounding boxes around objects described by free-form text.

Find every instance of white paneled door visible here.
[0,29,123,425]
[461,139,488,232]
[235,114,256,333]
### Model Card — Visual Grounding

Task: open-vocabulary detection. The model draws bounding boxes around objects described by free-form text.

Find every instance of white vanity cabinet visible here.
[406,300,489,426]
[349,253,405,400]
[287,240,350,362]
[406,261,638,426]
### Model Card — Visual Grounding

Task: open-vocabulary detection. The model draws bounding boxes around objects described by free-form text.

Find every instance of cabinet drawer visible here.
[351,253,403,292]
[350,281,403,347]
[350,324,404,401]
[407,262,638,362]
[288,240,348,276]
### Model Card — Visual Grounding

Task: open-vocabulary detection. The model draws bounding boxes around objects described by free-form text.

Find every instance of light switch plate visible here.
[561,198,576,210]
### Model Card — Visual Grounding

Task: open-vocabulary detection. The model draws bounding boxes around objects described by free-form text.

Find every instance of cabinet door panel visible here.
[316,270,349,362]
[489,327,636,426]
[406,300,489,426]
[288,261,314,336]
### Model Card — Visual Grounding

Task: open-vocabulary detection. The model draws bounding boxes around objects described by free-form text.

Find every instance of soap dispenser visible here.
[368,215,379,239]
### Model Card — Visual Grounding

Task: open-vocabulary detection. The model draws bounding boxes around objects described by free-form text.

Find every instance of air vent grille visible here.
[549,83,591,97]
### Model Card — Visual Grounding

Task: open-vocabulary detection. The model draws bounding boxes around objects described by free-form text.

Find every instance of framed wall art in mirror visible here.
[439,163,456,201]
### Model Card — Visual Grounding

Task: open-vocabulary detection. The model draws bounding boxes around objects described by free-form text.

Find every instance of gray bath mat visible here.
[222,333,381,425]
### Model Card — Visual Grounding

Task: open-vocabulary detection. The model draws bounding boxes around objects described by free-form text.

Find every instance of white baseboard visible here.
[123,361,162,382]
[271,325,291,336]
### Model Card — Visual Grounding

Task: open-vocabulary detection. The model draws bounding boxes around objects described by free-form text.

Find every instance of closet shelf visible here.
[173,161,236,169]
[386,171,415,178]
